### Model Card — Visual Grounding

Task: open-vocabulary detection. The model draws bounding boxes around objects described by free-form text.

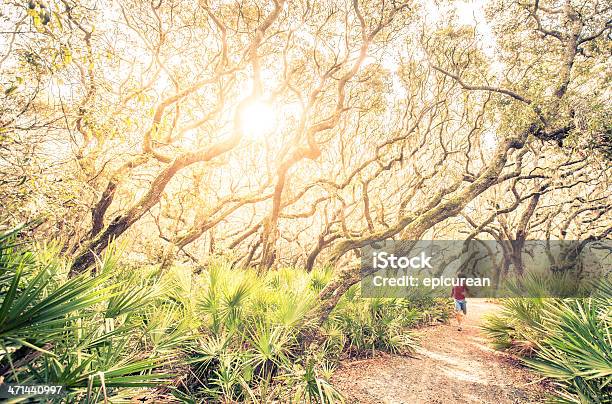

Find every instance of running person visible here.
[451,275,468,331]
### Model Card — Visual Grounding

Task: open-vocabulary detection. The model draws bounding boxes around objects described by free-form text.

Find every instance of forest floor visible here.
[332,299,550,403]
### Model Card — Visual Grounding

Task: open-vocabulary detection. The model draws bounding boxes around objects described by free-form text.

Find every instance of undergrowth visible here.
[0,228,447,402]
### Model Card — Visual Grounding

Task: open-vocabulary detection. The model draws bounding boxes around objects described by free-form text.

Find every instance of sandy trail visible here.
[331,300,547,403]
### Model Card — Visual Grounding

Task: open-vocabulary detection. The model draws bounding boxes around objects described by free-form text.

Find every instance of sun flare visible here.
[240,101,276,139]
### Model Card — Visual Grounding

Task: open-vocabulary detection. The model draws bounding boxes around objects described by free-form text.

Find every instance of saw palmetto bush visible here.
[177,262,434,402]
[0,228,176,403]
[0,228,439,403]
[325,286,421,357]
[482,279,612,403]
[180,262,344,402]
[523,299,611,403]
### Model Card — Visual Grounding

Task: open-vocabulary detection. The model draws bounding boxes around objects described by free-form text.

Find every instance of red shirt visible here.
[452,285,467,300]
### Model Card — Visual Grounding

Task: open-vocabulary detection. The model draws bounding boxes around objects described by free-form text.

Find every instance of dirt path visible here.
[331,300,548,403]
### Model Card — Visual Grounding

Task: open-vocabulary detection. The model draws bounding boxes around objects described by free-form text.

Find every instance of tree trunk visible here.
[70,136,240,276]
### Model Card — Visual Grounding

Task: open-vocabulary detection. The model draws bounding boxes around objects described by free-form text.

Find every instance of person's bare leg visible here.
[455,311,463,331]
